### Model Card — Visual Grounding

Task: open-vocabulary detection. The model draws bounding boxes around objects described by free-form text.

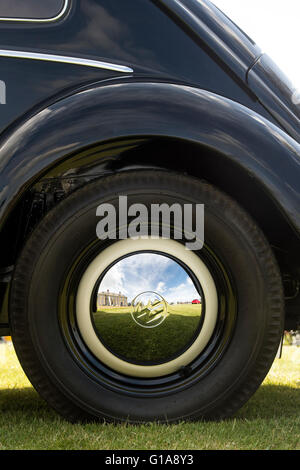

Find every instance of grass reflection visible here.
[92,304,202,363]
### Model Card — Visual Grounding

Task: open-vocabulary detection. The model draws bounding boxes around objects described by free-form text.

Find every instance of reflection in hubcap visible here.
[76,238,218,377]
[91,252,203,365]
[131,292,168,328]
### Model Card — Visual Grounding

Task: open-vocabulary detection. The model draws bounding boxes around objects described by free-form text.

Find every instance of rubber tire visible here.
[9,171,284,423]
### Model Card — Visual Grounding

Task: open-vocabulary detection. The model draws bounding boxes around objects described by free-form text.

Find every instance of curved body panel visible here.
[0,80,299,234]
[248,54,300,143]
[0,0,278,135]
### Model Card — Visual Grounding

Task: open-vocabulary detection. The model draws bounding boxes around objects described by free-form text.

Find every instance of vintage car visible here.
[0,0,299,423]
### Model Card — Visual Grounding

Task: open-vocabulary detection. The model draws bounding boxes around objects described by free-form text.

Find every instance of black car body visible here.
[0,0,299,422]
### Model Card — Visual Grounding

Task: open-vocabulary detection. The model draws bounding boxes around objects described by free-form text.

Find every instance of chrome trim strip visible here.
[0,49,134,73]
[0,0,69,23]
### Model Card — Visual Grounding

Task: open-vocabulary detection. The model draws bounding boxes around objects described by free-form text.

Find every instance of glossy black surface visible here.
[0,0,278,135]
[0,0,299,329]
[160,0,261,81]
[248,54,300,143]
[0,80,299,233]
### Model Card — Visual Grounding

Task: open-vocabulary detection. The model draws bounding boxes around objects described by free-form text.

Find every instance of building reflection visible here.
[97,289,128,308]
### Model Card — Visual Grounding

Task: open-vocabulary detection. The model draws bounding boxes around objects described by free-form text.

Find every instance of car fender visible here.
[0,80,299,234]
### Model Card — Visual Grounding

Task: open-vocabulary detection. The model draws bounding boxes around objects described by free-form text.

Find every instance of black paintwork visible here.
[0,0,299,330]
[0,0,279,133]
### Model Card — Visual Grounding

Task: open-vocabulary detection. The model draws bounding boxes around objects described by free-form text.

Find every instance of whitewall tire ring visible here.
[76,238,218,378]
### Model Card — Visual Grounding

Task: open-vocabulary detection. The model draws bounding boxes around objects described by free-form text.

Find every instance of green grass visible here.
[96,304,202,316]
[0,343,299,450]
[93,304,202,362]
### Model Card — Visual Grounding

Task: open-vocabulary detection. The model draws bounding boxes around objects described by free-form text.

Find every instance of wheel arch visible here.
[2,135,300,273]
[0,79,299,236]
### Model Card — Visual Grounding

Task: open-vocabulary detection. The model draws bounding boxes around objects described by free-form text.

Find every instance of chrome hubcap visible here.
[76,239,218,377]
[131,291,169,329]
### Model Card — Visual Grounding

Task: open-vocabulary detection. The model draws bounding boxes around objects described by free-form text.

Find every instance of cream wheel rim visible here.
[76,238,218,378]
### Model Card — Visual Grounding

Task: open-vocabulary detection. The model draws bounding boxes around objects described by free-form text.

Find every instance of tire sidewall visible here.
[11,173,282,421]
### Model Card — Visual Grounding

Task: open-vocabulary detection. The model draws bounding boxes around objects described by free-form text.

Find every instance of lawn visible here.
[0,342,299,450]
[93,304,202,362]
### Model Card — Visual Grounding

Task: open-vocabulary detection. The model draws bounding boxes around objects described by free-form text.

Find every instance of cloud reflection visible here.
[98,252,201,304]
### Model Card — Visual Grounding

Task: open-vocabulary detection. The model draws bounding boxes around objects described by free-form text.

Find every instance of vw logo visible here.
[131,291,169,328]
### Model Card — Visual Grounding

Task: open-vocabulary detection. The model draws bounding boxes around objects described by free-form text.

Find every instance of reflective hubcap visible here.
[76,239,218,377]
[131,291,168,329]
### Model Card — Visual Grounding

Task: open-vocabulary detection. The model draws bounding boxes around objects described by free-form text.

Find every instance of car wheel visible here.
[10,171,284,422]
